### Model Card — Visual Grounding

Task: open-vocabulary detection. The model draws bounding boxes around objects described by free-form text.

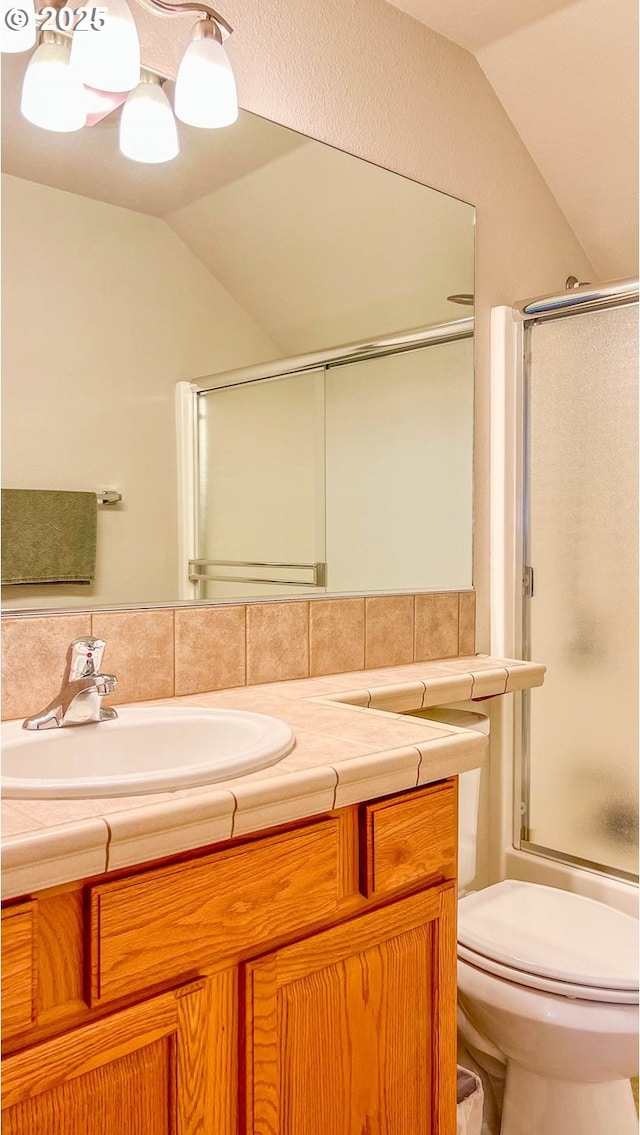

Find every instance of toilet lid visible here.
[458,881,639,991]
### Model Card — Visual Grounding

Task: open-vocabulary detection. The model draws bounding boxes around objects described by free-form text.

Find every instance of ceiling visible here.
[385,0,581,52]
[386,0,639,281]
[1,53,306,216]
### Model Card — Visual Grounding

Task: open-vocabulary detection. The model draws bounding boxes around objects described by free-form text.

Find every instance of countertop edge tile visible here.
[420,674,475,707]
[231,766,338,838]
[332,746,421,810]
[2,818,109,899]
[105,790,237,873]
[416,732,488,786]
[505,663,546,693]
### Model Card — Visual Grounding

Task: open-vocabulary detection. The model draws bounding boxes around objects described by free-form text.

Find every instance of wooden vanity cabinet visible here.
[2,979,215,1135]
[1,779,459,1135]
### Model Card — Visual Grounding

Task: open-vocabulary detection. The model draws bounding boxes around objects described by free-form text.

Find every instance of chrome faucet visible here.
[22,637,118,730]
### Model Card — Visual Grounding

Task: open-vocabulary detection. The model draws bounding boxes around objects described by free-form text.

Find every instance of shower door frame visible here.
[491,277,639,883]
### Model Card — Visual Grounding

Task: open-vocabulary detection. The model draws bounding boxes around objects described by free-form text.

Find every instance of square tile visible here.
[1,802,48,836]
[309,599,365,676]
[174,605,246,696]
[91,609,174,704]
[414,593,459,661]
[365,596,414,669]
[458,592,476,655]
[246,602,309,685]
[2,613,92,721]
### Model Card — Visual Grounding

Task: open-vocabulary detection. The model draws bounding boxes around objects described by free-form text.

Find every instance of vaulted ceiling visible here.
[386,0,639,281]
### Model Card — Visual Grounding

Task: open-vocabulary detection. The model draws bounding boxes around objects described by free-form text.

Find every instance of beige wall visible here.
[476,0,638,281]
[167,138,475,354]
[1,173,280,608]
[133,0,594,649]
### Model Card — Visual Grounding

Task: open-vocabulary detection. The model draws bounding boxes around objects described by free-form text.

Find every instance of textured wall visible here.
[132,0,594,647]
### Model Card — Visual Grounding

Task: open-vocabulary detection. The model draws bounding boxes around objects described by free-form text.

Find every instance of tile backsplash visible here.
[1,591,476,721]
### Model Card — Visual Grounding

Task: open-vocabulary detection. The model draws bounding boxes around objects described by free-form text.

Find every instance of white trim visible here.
[191,317,474,392]
[175,382,199,602]
[489,306,523,659]
[488,306,525,884]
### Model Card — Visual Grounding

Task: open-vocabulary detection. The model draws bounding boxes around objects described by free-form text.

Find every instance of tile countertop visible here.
[1,654,545,899]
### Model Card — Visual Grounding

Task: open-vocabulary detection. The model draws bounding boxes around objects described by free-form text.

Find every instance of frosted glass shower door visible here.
[324,338,474,592]
[524,303,638,877]
[196,368,325,598]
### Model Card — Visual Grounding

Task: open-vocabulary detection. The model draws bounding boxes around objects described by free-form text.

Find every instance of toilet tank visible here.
[409,704,487,891]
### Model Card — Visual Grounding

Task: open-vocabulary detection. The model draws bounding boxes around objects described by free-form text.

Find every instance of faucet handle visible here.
[94,674,118,696]
[66,637,107,681]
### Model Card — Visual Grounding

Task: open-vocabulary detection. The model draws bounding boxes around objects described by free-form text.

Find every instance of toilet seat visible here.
[458,880,639,1005]
[458,943,639,1004]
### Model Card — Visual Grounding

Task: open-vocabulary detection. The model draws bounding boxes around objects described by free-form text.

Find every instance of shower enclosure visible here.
[493,279,639,885]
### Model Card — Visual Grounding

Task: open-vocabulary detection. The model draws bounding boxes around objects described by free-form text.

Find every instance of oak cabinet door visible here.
[244,883,457,1135]
[2,979,216,1135]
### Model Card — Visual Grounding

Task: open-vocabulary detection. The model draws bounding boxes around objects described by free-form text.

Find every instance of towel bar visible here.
[188,559,327,587]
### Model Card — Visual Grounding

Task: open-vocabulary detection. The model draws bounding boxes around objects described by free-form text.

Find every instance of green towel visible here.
[1,489,97,585]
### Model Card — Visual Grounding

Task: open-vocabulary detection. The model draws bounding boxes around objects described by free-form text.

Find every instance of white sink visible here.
[1,706,295,799]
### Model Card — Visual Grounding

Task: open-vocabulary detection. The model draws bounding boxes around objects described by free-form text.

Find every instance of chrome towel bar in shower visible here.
[188,559,327,587]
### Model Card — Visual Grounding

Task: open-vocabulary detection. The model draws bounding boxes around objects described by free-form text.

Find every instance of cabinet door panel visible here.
[1,902,37,1040]
[245,884,457,1135]
[2,979,215,1135]
[88,818,340,1006]
[361,780,457,896]
[278,925,431,1133]
[3,1037,170,1135]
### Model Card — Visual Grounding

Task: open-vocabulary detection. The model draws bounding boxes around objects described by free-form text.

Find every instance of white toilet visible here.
[456,768,639,1135]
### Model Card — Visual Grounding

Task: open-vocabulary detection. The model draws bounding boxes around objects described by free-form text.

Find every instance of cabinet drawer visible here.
[1,901,37,1040]
[360,780,457,897]
[87,818,341,1007]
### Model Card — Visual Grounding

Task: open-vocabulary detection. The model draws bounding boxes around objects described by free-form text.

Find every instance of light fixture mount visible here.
[135,0,232,39]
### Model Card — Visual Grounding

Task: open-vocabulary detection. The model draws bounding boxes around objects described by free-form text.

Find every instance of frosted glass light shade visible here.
[21,40,86,132]
[69,0,140,93]
[1,0,36,53]
[119,81,179,164]
[174,35,238,129]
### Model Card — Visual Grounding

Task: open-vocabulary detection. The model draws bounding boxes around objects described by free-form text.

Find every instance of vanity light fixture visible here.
[119,69,180,163]
[174,17,237,128]
[69,0,141,93]
[3,0,237,162]
[20,31,87,132]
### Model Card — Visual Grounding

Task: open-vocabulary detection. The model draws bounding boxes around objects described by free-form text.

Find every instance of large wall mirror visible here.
[1,51,475,612]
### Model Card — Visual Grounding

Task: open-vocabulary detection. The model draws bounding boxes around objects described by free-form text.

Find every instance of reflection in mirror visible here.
[1,52,475,611]
[191,327,474,599]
